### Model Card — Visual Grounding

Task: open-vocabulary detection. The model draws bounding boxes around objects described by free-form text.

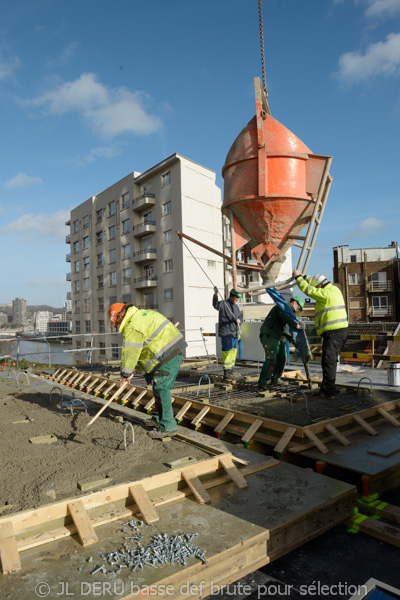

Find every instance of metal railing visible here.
[133,220,156,230]
[367,280,393,291]
[368,305,394,316]
[133,249,156,257]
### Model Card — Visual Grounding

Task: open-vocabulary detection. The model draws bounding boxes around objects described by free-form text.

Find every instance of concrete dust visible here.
[0,377,208,514]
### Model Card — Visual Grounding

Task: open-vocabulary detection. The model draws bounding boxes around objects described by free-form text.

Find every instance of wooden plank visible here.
[132,389,148,407]
[214,411,235,435]
[0,521,21,574]
[102,382,117,397]
[73,373,86,387]
[129,484,159,524]
[218,454,248,489]
[191,406,211,427]
[181,467,211,504]
[85,377,99,392]
[358,500,400,524]
[79,374,92,389]
[303,429,329,454]
[175,401,193,421]
[93,379,107,394]
[324,423,351,446]
[55,369,68,381]
[67,371,81,386]
[120,386,136,405]
[377,407,400,427]
[346,515,400,548]
[241,419,263,443]
[144,397,155,411]
[353,414,378,436]
[67,500,98,546]
[274,427,297,454]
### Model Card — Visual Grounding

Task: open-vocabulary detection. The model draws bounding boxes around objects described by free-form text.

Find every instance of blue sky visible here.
[1,0,399,306]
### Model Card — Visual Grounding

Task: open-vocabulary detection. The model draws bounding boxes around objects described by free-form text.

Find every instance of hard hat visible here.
[229,288,242,298]
[108,303,127,327]
[310,274,328,287]
[291,296,305,310]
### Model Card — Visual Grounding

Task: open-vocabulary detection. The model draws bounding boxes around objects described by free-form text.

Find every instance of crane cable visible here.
[258,0,268,98]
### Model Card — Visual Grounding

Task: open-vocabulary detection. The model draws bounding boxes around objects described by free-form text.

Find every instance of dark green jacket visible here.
[260,305,298,342]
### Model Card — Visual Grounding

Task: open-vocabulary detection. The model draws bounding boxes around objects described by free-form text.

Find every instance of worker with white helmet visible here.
[108,303,187,439]
[293,269,348,399]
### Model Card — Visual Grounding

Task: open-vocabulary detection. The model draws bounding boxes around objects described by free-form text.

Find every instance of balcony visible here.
[133,248,157,262]
[368,305,394,317]
[134,276,158,288]
[66,272,71,281]
[66,253,71,262]
[66,292,71,300]
[66,234,71,244]
[367,280,393,291]
[133,193,156,211]
[133,220,156,237]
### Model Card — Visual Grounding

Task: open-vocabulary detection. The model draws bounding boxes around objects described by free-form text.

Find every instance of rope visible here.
[258,0,268,97]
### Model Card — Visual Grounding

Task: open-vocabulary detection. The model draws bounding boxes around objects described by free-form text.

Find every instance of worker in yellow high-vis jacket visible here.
[293,270,348,399]
[109,303,187,439]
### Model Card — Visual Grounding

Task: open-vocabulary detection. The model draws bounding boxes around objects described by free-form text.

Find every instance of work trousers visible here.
[221,336,238,372]
[258,334,287,386]
[150,354,183,432]
[320,328,348,396]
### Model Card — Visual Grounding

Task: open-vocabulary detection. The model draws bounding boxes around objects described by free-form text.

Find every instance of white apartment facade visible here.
[66,154,224,365]
[35,311,52,333]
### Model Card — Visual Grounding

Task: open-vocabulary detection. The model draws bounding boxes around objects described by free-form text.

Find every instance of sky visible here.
[1,0,400,307]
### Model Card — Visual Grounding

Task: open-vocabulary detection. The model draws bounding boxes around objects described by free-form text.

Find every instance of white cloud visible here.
[4,173,43,189]
[364,0,400,19]
[335,33,400,83]
[1,210,70,237]
[0,46,19,80]
[24,73,162,140]
[345,217,385,239]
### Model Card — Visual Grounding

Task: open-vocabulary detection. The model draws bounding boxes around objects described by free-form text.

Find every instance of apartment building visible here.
[333,242,400,323]
[66,154,224,364]
[12,297,27,325]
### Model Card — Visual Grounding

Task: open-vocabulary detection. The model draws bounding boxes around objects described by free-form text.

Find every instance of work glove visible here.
[213,286,218,294]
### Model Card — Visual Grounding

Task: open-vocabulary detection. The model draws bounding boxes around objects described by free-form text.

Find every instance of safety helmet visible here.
[229,288,242,298]
[291,296,305,310]
[310,274,328,287]
[108,303,127,327]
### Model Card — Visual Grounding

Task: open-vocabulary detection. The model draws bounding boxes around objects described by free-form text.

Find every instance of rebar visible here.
[123,421,135,450]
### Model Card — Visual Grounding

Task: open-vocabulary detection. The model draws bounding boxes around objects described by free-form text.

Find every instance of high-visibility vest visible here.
[296,275,348,336]
[119,306,186,376]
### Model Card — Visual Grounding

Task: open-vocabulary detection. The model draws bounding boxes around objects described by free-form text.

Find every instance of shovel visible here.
[71,381,129,440]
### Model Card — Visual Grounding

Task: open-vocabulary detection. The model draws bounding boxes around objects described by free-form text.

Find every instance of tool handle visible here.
[84,382,129,430]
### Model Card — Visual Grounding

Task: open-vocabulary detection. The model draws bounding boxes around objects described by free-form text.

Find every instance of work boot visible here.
[144,420,160,429]
[313,388,335,400]
[257,384,271,392]
[148,429,177,440]
[223,369,235,380]
[273,378,289,387]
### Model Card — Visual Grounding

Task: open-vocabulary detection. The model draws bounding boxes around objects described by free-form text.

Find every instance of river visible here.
[0,337,73,366]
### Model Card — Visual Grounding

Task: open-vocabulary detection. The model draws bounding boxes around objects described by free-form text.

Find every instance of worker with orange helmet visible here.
[109,303,187,439]
[293,269,348,399]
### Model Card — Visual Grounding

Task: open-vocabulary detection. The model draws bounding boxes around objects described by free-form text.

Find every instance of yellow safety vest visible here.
[296,275,348,336]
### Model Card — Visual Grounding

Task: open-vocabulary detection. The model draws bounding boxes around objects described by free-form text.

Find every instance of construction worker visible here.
[293,270,348,399]
[109,303,187,439]
[258,291,304,391]
[213,287,243,379]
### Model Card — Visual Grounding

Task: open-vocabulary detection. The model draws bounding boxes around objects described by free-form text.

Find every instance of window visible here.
[82,236,89,249]
[97,253,103,267]
[141,235,154,251]
[83,278,90,291]
[161,171,170,186]
[74,260,80,274]
[350,255,357,263]
[162,201,171,215]
[109,248,116,263]
[122,293,132,303]
[164,259,173,272]
[73,220,79,233]
[123,268,131,284]
[163,230,172,244]
[164,288,173,301]
[110,271,117,287]
[73,240,79,253]
[85,320,91,333]
[83,256,89,270]
[111,344,119,359]
[144,264,155,280]
[143,210,153,224]
[109,296,117,305]
[74,299,80,314]
[96,231,103,245]
[370,272,388,290]
[98,320,105,333]
[143,182,152,195]
[207,260,216,268]
[75,280,80,293]
[122,218,130,234]
[84,298,90,312]
[350,298,365,309]
[349,273,364,285]
[108,200,116,217]
[109,225,116,240]
[96,208,103,223]
[99,342,106,356]
[75,321,81,333]
[97,275,104,289]
[372,296,388,314]
[82,215,89,229]
[122,243,131,259]
[98,297,104,311]
[76,341,81,350]
[121,192,130,209]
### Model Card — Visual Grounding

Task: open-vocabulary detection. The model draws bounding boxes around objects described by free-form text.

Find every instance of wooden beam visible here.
[144,397,155,411]
[358,500,400,524]
[303,429,329,454]
[181,467,211,504]
[67,501,98,547]
[85,377,99,392]
[218,455,248,489]
[214,411,235,436]
[324,423,351,446]
[132,389,148,408]
[377,407,400,427]
[175,401,193,422]
[0,521,21,574]
[129,484,159,524]
[120,386,136,405]
[191,406,211,428]
[346,515,400,548]
[353,414,378,436]
[274,427,296,454]
[242,419,263,443]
